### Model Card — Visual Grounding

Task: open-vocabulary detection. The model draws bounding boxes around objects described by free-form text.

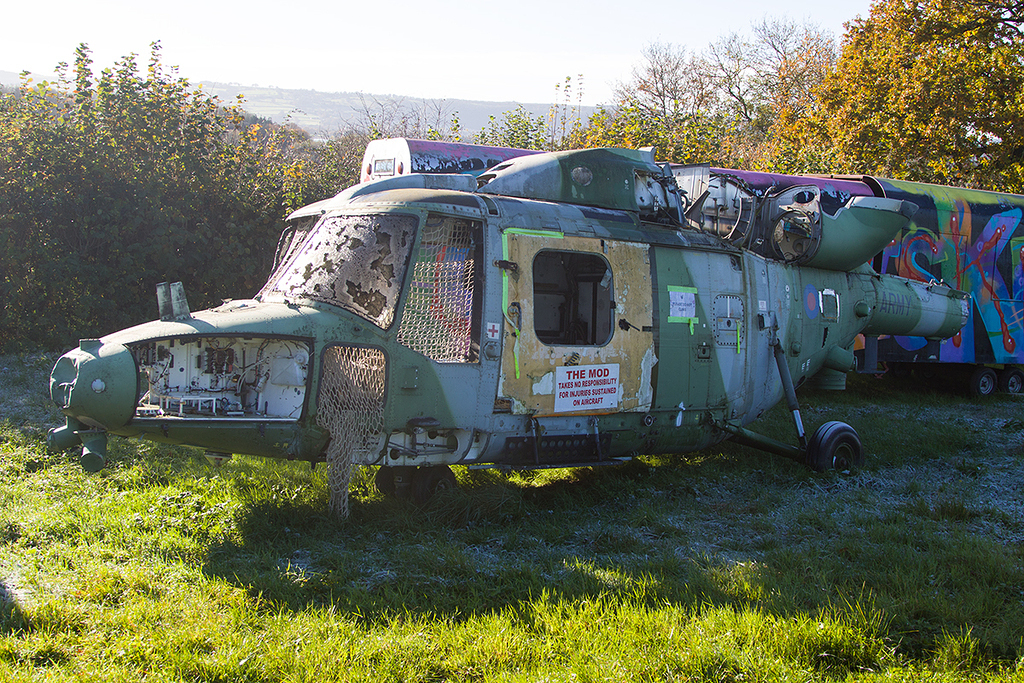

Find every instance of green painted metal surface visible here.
[44,144,970,478]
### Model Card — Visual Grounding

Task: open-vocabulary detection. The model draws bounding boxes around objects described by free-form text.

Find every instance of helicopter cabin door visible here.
[498,230,655,416]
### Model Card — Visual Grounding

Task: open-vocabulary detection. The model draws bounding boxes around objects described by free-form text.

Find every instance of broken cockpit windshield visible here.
[261,214,417,329]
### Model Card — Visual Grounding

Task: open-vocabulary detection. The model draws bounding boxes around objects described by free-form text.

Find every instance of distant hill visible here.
[1,70,595,137]
[0,70,38,87]
[198,82,596,137]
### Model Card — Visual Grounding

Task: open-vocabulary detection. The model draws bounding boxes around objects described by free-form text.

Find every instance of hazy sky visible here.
[3,0,873,106]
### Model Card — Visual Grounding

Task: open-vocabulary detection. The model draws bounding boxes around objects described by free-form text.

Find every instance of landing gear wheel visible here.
[412,465,458,505]
[969,367,997,397]
[374,466,396,497]
[807,421,864,472]
[998,368,1024,395]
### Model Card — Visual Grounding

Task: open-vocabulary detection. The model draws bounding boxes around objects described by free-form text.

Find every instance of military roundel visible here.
[804,284,819,320]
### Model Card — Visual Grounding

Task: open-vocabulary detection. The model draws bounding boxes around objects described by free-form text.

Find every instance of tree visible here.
[704,18,837,169]
[815,0,1024,191]
[0,44,340,351]
[357,95,461,142]
[473,76,586,151]
[575,43,734,164]
[573,103,733,166]
[615,43,715,122]
[547,75,586,150]
[707,19,835,132]
[475,105,547,149]
[575,26,836,169]
[300,128,370,197]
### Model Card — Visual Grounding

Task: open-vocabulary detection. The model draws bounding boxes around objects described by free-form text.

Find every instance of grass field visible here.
[2,352,1023,682]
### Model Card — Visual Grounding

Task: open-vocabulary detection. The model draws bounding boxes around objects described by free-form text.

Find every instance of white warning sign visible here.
[554,364,621,413]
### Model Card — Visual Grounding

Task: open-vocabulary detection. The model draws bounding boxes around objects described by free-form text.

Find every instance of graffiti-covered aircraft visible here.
[47,142,969,506]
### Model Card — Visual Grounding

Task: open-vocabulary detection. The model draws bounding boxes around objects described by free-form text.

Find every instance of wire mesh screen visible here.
[316,345,387,517]
[397,214,479,362]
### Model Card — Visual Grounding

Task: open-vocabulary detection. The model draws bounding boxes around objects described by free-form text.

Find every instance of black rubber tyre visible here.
[998,368,1024,395]
[968,367,997,397]
[412,465,458,505]
[374,466,396,497]
[806,421,864,472]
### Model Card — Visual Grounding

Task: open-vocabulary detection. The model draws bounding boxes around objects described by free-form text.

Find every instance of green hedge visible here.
[0,44,360,352]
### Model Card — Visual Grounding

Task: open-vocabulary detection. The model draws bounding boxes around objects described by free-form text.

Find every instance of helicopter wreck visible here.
[47,145,969,512]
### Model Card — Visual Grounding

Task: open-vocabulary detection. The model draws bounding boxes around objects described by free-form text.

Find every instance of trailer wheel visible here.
[374,466,397,497]
[969,367,997,397]
[998,368,1024,395]
[890,363,911,379]
[807,421,863,472]
[412,465,458,505]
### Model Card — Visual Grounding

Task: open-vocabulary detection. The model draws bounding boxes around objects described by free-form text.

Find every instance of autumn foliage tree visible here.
[576,23,836,169]
[812,0,1024,192]
[577,3,1022,190]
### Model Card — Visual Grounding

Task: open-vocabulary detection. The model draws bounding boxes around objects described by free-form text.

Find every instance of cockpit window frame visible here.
[259,212,419,330]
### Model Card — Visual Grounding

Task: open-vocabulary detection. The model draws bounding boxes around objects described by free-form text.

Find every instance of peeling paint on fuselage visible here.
[501,234,655,416]
[532,371,555,395]
[637,346,657,412]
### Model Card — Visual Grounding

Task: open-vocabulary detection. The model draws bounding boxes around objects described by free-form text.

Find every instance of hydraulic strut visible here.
[772,340,808,450]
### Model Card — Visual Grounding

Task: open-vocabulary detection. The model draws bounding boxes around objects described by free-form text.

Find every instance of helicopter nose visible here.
[49,339,138,432]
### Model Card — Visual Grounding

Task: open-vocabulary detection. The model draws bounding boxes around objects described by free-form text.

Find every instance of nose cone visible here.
[50,339,138,431]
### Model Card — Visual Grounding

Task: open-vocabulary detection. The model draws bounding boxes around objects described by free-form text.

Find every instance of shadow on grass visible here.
[0,579,30,636]
[201,452,811,624]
